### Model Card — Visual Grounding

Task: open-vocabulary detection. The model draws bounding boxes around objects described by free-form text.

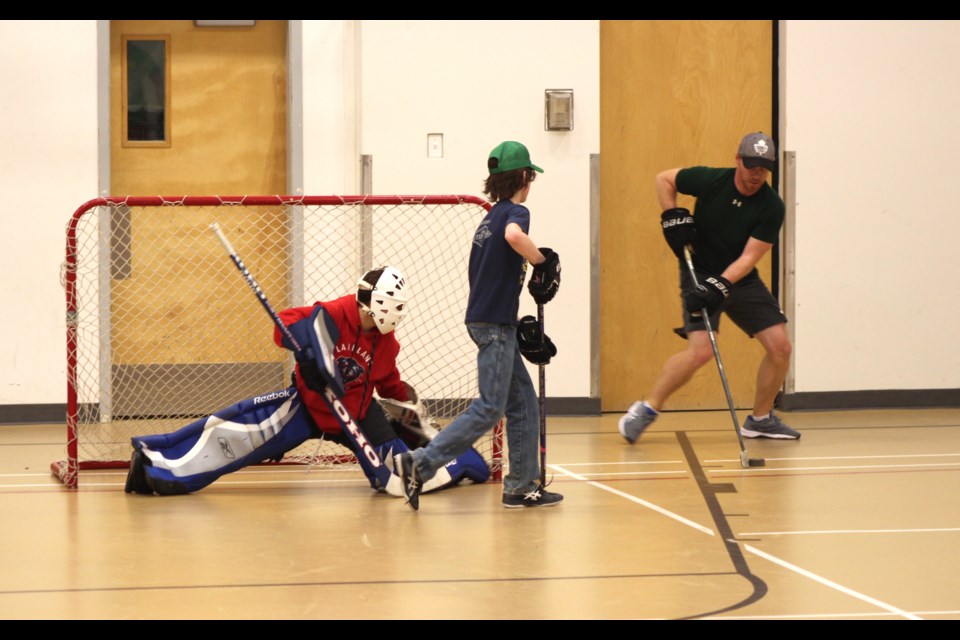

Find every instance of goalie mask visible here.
[356,266,409,334]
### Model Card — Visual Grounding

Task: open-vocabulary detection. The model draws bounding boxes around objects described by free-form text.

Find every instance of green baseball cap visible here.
[487,141,544,175]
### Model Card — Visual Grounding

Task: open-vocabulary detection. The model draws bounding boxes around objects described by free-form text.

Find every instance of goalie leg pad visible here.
[362,437,409,496]
[133,387,315,494]
[361,437,490,497]
[422,446,489,492]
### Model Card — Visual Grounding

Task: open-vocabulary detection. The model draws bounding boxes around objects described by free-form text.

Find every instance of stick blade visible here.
[739,451,766,468]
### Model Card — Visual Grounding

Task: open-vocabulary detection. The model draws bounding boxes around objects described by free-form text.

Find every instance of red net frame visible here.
[53,195,504,489]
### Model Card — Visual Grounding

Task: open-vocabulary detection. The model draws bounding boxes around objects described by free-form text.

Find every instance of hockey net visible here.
[53,195,503,489]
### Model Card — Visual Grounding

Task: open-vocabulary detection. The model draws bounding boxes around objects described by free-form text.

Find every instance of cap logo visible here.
[753,140,770,157]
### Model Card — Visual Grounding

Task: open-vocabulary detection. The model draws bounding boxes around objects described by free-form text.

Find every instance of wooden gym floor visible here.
[1,408,959,620]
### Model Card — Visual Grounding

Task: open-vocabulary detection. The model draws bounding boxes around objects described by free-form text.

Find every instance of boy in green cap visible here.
[395,140,563,511]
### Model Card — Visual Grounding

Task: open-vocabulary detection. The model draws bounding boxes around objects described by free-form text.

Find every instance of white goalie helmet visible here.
[356,266,410,334]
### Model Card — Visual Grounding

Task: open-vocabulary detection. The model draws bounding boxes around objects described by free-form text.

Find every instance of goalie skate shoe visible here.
[741,412,801,440]
[394,452,422,511]
[502,485,564,508]
[618,401,658,444]
[124,449,154,495]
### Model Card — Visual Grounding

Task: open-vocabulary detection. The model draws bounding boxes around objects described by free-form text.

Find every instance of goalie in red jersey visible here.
[124,266,489,496]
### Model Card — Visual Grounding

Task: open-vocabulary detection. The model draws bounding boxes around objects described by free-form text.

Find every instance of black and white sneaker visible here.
[394,452,422,511]
[502,486,564,508]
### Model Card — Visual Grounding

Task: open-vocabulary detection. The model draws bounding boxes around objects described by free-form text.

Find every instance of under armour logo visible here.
[732,199,742,207]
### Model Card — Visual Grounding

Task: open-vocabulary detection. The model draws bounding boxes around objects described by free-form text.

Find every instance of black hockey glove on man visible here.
[528,248,561,305]
[517,315,557,365]
[683,275,732,315]
[661,208,696,259]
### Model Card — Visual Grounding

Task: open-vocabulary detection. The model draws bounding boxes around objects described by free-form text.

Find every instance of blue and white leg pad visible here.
[132,386,313,494]
[362,438,490,497]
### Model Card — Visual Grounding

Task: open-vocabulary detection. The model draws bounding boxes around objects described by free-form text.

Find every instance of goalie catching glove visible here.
[377,382,440,449]
[528,248,561,305]
[517,315,557,365]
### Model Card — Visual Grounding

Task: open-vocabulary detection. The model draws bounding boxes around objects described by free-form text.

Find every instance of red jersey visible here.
[274,294,407,434]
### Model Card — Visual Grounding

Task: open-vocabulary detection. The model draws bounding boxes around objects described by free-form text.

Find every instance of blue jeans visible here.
[411,322,540,495]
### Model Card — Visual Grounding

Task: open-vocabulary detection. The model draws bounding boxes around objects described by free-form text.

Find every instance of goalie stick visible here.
[210,222,393,486]
[683,245,765,469]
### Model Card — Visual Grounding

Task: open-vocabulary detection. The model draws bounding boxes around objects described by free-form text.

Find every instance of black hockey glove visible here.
[295,347,328,393]
[517,315,557,365]
[683,275,732,315]
[660,208,696,259]
[528,248,561,305]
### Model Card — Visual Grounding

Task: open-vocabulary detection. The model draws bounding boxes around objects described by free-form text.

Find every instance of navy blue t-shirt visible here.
[465,200,530,325]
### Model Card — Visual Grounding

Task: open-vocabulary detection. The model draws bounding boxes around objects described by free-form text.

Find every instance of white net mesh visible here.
[55,195,503,488]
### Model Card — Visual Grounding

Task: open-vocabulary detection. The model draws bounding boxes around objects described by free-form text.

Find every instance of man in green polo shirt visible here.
[619,132,799,443]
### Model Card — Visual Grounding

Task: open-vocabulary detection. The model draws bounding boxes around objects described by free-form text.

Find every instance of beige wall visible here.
[3,20,960,412]
[357,20,600,399]
[0,20,99,405]
[781,20,960,392]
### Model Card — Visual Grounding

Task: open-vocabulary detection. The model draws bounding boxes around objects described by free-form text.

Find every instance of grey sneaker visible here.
[741,413,801,440]
[394,452,422,511]
[503,486,564,508]
[618,401,658,444]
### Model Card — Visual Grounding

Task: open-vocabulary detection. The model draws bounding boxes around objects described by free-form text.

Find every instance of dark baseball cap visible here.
[487,141,544,175]
[738,132,776,171]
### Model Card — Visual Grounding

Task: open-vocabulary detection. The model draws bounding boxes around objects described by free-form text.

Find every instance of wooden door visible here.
[108,20,288,415]
[600,20,775,412]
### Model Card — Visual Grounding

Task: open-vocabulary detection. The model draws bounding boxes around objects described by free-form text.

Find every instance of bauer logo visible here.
[662,216,694,228]
[253,389,291,405]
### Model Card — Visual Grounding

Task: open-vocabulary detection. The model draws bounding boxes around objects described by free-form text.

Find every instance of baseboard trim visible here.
[0,397,605,425]
[9,392,957,424]
[0,404,67,424]
[545,397,601,416]
[780,389,960,411]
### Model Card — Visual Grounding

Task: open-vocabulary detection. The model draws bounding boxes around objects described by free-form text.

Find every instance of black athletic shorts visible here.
[679,268,787,338]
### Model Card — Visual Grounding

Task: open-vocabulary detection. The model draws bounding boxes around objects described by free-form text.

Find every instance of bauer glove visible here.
[660,208,696,259]
[683,275,732,315]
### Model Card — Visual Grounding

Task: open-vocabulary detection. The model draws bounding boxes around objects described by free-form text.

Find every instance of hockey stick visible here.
[210,222,392,485]
[537,303,550,487]
[683,245,765,469]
